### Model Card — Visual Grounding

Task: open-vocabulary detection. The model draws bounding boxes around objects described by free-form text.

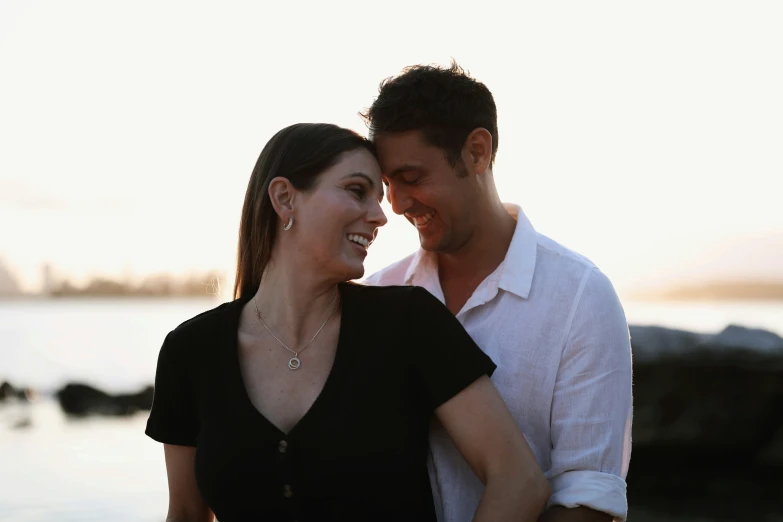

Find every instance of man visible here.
[361,62,633,522]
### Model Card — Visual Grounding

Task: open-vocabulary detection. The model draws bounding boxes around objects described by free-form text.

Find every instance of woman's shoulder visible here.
[347,281,442,301]
[343,281,423,305]
[166,298,239,347]
[343,283,443,324]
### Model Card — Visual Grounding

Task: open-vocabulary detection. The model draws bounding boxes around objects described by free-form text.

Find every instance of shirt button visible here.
[283,484,293,498]
[278,440,288,453]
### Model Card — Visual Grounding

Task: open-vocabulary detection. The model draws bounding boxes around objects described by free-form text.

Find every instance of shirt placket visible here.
[277,436,302,522]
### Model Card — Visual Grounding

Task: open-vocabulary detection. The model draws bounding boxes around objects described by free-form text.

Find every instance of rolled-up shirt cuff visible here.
[548,470,628,520]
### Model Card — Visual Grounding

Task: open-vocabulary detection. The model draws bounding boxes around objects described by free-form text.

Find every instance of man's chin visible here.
[418,233,443,253]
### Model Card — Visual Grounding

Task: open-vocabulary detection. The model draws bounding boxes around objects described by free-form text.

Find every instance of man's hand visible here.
[538,506,614,522]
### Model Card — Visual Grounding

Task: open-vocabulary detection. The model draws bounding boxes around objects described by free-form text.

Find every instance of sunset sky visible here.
[1,1,782,297]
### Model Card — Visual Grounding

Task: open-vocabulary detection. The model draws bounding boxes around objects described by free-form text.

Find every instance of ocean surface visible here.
[1,297,782,521]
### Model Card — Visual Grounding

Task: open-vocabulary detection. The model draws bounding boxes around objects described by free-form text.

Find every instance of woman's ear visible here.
[268,177,296,222]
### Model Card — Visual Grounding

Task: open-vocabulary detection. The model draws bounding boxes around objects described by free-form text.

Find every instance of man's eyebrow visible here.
[385,164,419,178]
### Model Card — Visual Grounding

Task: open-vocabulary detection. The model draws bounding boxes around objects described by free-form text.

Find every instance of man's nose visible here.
[387,183,412,216]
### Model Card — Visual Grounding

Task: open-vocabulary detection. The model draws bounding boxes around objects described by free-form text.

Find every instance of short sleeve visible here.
[145,332,200,446]
[408,286,497,411]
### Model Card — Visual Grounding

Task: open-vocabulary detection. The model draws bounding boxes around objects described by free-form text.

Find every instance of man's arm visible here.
[542,268,633,522]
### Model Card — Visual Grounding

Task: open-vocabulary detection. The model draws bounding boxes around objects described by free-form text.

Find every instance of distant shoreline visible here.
[0,294,222,302]
[629,281,783,302]
[0,269,226,300]
[627,295,783,303]
[4,280,783,303]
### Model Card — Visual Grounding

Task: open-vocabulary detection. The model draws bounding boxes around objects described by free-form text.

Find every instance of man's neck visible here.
[436,202,517,314]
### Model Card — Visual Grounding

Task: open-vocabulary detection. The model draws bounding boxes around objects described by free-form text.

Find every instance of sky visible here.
[1,0,782,298]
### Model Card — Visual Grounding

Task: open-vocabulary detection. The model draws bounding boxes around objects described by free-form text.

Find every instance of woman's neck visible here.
[251,260,341,348]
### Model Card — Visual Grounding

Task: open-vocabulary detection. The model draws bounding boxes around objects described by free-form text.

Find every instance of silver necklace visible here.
[253,292,340,370]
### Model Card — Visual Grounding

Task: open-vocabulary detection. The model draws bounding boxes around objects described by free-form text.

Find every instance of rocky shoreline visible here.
[626,324,783,521]
[2,323,782,520]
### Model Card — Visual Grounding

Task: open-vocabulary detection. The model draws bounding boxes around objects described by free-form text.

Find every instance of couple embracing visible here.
[146,62,633,522]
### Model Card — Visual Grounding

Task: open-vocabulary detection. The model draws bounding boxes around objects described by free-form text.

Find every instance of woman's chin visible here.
[341,261,365,282]
[323,256,366,283]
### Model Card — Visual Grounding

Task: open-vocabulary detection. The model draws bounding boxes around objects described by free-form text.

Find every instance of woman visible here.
[145,123,549,522]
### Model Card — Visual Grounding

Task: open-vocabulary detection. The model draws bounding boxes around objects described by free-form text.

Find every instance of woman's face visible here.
[292,148,387,281]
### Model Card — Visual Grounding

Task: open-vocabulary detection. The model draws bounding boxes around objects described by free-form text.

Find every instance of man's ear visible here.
[268,177,296,222]
[462,128,493,175]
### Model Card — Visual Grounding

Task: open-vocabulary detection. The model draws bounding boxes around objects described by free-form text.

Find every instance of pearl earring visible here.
[284,216,293,231]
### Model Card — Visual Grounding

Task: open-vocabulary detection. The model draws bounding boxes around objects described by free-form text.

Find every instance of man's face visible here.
[374,130,476,253]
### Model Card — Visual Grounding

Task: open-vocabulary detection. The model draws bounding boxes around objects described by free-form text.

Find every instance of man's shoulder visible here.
[362,252,418,286]
[534,231,598,277]
[533,232,622,309]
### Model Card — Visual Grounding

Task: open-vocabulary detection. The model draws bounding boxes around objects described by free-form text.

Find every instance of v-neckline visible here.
[229,282,352,438]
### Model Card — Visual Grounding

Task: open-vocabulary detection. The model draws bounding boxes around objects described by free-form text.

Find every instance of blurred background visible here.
[1,1,781,521]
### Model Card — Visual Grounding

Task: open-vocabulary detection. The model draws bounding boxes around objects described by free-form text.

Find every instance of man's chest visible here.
[437,274,478,315]
[456,299,565,427]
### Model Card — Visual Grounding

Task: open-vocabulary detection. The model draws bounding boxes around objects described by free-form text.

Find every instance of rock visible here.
[708,324,783,352]
[630,324,783,368]
[0,381,13,401]
[630,324,783,458]
[56,383,154,416]
[11,417,32,430]
[0,381,33,402]
[628,324,783,520]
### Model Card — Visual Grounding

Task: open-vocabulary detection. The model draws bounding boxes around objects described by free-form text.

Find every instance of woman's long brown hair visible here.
[233,123,375,300]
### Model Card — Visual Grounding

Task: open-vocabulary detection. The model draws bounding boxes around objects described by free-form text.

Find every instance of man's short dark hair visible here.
[361,61,499,167]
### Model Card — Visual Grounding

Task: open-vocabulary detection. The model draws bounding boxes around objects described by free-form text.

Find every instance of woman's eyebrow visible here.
[342,172,384,201]
[341,172,375,186]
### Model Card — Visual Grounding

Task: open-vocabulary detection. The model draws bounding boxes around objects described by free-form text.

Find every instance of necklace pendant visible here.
[288,356,301,370]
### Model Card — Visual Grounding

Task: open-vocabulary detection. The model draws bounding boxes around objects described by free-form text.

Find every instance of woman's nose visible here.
[369,199,388,227]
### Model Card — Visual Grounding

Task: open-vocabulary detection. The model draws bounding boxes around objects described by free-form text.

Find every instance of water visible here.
[0,400,165,522]
[0,297,218,522]
[1,297,782,521]
[0,298,220,394]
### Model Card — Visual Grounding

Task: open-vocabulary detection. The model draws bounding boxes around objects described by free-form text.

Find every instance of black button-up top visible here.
[146,283,496,522]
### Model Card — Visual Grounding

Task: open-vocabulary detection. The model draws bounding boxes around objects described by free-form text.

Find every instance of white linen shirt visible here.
[364,204,633,521]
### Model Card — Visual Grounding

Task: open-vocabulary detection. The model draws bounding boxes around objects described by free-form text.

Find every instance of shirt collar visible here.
[403,246,445,302]
[497,203,537,299]
[403,203,537,300]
